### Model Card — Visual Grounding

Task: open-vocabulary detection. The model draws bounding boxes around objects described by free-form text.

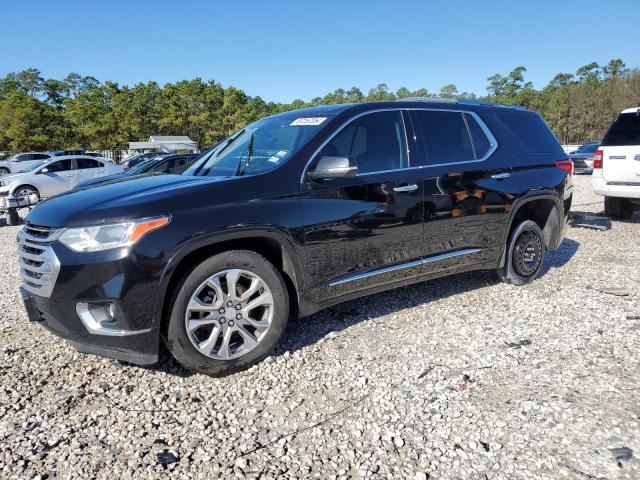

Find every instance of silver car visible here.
[0,156,123,200]
[0,152,53,176]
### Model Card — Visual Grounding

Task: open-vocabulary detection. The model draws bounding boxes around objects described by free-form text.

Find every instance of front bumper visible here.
[18,236,166,365]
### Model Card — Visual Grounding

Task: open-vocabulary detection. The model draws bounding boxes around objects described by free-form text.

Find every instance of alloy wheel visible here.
[184,269,274,360]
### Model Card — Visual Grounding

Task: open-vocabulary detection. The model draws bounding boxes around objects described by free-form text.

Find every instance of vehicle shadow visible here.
[538,237,580,276]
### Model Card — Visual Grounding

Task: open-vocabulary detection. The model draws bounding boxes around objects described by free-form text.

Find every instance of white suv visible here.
[592,107,640,219]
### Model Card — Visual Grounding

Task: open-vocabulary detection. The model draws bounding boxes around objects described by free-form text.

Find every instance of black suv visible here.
[18,100,573,376]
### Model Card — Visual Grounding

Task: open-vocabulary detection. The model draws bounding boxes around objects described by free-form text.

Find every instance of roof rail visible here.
[457,100,527,110]
[396,97,458,103]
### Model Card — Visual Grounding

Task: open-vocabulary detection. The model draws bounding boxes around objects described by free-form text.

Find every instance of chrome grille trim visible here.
[17,227,61,298]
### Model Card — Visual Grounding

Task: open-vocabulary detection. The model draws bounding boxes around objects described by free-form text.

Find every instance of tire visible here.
[604,196,634,220]
[165,250,289,376]
[0,167,10,176]
[14,185,40,200]
[498,220,545,286]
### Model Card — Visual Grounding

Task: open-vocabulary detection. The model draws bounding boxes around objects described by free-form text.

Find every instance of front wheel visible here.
[604,196,634,219]
[498,220,545,286]
[14,185,40,200]
[165,250,289,376]
[0,167,10,176]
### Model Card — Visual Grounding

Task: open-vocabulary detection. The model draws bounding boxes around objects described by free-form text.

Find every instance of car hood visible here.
[26,174,233,227]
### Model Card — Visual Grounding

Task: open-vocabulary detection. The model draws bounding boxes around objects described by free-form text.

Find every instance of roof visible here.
[149,136,196,144]
[621,107,640,114]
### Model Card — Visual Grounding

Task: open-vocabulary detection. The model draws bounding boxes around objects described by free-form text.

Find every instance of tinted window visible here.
[601,113,640,146]
[464,113,492,159]
[16,154,32,162]
[76,158,101,169]
[413,111,474,164]
[498,112,563,153]
[320,111,408,174]
[43,160,72,172]
[32,153,50,160]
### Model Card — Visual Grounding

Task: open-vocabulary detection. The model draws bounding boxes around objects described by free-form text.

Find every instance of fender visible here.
[150,225,306,328]
[499,190,564,268]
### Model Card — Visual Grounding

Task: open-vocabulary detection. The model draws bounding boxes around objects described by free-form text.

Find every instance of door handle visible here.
[491,172,510,179]
[393,184,419,193]
[65,173,75,177]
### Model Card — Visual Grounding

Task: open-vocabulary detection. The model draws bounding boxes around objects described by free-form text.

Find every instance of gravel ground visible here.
[1,174,639,480]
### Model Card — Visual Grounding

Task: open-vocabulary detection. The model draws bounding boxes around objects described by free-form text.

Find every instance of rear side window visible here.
[320,110,408,174]
[464,113,492,159]
[497,112,562,153]
[412,111,475,164]
[44,160,72,172]
[76,158,101,169]
[32,153,50,160]
[601,113,640,146]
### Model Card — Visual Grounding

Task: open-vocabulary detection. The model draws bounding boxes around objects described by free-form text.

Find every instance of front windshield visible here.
[18,160,48,173]
[125,157,162,175]
[185,114,330,177]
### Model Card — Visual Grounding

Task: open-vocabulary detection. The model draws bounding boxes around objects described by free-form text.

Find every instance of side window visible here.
[44,160,72,172]
[464,113,492,159]
[76,158,100,169]
[32,154,50,161]
[16,154,32,162]
[413,111,475,165]
[319,111,408,174]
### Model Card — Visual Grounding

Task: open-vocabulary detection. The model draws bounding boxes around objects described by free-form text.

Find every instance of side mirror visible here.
[39,168,49,174]
[308,156,357,181]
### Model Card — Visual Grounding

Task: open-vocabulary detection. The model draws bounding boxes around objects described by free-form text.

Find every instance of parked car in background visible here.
[592,107,640,218]
[569,141,599,174]
[0,152,53,175]
[18,100,573,376]
[121,152,166,170]
[75,153,198,189]
[0,155,122,200]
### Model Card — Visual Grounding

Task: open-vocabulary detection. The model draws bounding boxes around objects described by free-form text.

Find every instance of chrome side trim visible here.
[300,107,498,183]
[421,248,481,265]
[76,303,152,337]
[327,248,482,287]
[328,259,423,287]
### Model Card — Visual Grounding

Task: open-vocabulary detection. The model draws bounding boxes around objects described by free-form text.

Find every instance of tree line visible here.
[0,59,638,159]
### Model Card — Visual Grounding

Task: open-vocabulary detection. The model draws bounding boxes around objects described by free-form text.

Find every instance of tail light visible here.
[555,159,573,176]
[593,149,603,169]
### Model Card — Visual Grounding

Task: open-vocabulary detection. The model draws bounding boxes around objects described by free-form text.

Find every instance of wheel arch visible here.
[11,183,40,197]
[154,229,304,335]
[500,193,564,267]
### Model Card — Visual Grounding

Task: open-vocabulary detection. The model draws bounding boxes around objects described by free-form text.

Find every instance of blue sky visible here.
[1,0,638,102]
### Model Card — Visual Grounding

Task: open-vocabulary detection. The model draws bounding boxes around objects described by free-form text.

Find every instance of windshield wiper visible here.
[196,129,245,177]
[235,132,255,176]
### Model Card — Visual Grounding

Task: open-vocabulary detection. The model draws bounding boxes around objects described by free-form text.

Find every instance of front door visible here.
[301,110,425,303]
[38,159,74,197]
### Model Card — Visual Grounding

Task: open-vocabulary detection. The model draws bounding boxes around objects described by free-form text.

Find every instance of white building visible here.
[128,136,198,153]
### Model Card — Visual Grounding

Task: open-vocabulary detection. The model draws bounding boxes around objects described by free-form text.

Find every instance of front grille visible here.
[17,224,62,298]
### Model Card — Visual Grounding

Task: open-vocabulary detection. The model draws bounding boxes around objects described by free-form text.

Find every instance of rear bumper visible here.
[592,176,640,199]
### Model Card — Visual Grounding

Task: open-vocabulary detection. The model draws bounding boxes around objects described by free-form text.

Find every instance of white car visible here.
[0,155,123,200]
[592,107,640,219]
[0,152,53,176]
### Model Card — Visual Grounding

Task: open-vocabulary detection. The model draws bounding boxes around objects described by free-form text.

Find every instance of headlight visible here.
[58,216,170,252]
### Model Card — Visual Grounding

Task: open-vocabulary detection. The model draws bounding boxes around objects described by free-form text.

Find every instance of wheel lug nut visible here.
[228,320,235,327]
[219,317,226,324]
[227,301,233,307]
[236,313,242,320]
[235,304,242,310]
[219,308,225,314]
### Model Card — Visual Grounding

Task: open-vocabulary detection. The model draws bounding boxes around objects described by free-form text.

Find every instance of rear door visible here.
[601,112,640,183]
[74,158,105,185]
[301,109,425,302]
[410,109,514,273]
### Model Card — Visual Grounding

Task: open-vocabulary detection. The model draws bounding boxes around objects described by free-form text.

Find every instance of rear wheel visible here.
[498,220,545,286]
[165,250,289,376]
[604,196,634,219]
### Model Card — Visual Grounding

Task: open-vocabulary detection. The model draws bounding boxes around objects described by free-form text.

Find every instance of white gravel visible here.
[1,174,639,479]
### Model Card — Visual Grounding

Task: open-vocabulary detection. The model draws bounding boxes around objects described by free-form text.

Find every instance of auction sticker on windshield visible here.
[290,117,327,126]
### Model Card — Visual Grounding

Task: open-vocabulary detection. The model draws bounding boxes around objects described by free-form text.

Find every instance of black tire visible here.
[6,210,22,226]
[14,185,40,200]
[164,250,289,376]
[498,220,545,286]
[0,167,10,176]
[604,196,634,220]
